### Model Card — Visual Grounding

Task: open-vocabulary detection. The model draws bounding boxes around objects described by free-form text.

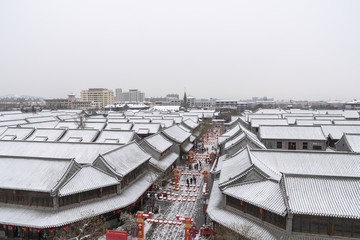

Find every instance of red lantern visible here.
[21,227,27,231]
[117,210,121,213]
[240,201,244,206]
[259,209,263,214]
[8,225,14,230]
[62,226,68,230]
[36,229,41,233]
[48,228,55,232]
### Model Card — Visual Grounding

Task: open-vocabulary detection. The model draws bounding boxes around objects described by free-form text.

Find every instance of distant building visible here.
[80,88,114,108]
[116,89,145,103]
[165,93,179,100]
[45,94,92,110]
[345,99,360,110]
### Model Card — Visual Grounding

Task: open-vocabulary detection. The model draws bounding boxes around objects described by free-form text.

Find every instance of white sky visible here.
[0,0,359,101]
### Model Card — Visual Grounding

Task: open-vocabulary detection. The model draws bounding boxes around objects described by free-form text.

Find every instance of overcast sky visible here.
[1,0,359,101]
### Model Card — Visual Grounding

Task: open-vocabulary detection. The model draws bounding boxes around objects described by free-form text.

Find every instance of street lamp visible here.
[202,197,208,225]
[147,192,157,213]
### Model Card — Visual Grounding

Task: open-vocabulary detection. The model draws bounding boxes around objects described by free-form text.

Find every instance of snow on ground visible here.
[99,127,221,240]
[145,128,220,240]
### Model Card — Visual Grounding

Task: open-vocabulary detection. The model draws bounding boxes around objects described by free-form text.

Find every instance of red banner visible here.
[200,230,213,235]
[106,230,127,240]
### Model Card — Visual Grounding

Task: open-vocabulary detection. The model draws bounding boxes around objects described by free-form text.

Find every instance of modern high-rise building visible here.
[80,88,114,107]
[115,89,145,103]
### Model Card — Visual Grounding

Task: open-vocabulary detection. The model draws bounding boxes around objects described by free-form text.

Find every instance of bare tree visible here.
[119,212,137,235]
[44,215,109,240]
[214,222,260,240]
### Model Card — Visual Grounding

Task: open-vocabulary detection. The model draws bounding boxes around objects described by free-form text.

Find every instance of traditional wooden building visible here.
[208,148,360,239]
[0,141,157,240]
[259,126,327,151]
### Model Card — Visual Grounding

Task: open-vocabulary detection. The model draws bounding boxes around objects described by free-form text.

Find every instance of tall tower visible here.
[182,91,188,110]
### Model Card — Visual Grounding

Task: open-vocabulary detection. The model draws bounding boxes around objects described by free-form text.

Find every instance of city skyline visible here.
[1,0,360,101]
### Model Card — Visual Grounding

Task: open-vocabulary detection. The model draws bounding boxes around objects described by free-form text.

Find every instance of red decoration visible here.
[126,206,130,209]
[29,228,33,231]
[36,229,41,232]
[8,225,14,229]
[62,226,68,230]
[259,208,263,214]
[48,228,55,232]
[99,188,103,193]
[116,210,121,213]
[21,227,27,231]
[240,201,244,206]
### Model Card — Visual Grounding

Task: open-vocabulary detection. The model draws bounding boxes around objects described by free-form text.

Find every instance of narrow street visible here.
[145,127,221,240]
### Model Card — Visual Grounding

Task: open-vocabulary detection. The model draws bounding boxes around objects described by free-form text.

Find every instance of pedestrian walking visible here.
[194,176,197,184]
[190,178,193,185]
[186,178,189,187]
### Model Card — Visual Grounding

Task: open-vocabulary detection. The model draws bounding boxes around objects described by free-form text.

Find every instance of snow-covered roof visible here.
[254,109,287,114]
[0,119,28,127]
[151,119,175,128]
[224,132,246,150]
[219,149,253,186]
[259,126,326,141]
[95,130,136,145]
[128,119,151,124]
[246,114,281,122]
[295,120,332,126]
[58,129,99,143]
[181,142,193,153]
[83,122,106,130]
[107,118,129,123]
[0,141,119,164]
[182,115,199,123]
[285,175,360,219]
[100,142,151,177]
[58,166,119,197]
[321,125,360,140]
[105,123,133,130]
[0,156,72,192]
[20,120,59,128]
[250,149,360,177]
[218,124,241,144]
[250,119,288,128]
[151,106,180,111]
[149,152,178,172]
[339,133,360,152]
[161,125,191,143]
[26,128,66,142]
[223,180,287,216]
[55,121,79,129]
[26,116,58,123]
[143,133,173,153]
[207,180,283,240]
[182,119,199,130]
[0,171,156,228]
[0,127,35,141]
[163,116,183,124]
[132,123,161,135]
[333,120,360,125]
